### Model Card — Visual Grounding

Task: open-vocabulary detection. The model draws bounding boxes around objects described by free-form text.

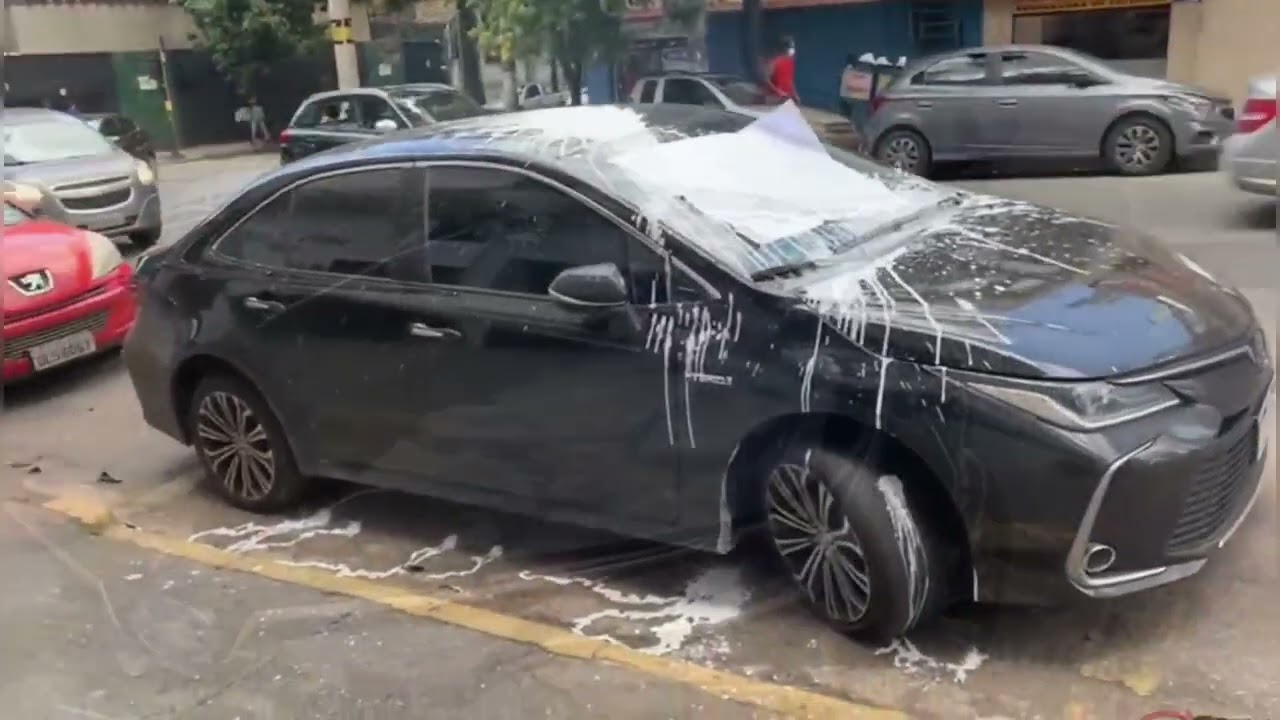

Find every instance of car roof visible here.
[302,83,456,103]
[272,104,747,176]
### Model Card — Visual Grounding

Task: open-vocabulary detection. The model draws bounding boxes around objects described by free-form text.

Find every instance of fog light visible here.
[1083,543,1117,574]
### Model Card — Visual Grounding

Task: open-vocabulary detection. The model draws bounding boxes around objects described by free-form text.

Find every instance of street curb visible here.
[39,494,910,720]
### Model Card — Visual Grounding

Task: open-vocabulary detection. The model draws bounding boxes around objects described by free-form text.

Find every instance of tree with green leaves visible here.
[470,0,626,106]
[182,0,324,98]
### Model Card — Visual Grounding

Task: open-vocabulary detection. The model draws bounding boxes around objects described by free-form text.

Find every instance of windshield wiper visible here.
[847,192,967,247]
[750,259,821,282]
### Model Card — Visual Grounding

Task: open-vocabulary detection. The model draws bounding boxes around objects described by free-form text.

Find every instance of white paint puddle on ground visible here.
[519,565,750,656]
[875,637,988,684]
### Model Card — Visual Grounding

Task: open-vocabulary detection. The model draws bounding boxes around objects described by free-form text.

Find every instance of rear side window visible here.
[913,55,988,85]
[215,168,418,278]
[638,80,657,103]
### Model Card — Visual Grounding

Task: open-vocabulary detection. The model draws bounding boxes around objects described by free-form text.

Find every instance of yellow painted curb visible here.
[42,497,908,720]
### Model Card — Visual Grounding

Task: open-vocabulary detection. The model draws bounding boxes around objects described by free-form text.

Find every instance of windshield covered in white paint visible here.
[581,103,950,279]
[3,119,115,165]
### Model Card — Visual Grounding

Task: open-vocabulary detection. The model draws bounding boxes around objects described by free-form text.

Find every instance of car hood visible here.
[785,198,1254,379]
[3,150,139,190]
[1,220,96,319]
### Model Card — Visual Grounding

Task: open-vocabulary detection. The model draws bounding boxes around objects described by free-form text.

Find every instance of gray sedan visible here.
[1222,74,1277,197]
[3,108,162,247]
[865,44,1234,177]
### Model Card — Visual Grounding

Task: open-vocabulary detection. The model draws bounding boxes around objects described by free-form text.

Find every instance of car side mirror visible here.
[548,263,628,309]
[374,118,399,132]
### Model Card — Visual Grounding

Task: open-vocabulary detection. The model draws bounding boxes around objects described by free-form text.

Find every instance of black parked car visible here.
[84,113,157,167]
[279,84,489,164]
[124,105,1273,639]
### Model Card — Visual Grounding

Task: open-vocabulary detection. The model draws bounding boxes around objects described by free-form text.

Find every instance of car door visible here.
[206,164,427,472]
[991,50,1115,155]
[285,96,363,160]
[367,163,695,523]
[901,52,998,159]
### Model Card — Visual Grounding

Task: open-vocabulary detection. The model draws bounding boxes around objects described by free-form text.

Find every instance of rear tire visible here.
[874,128,933,177]
[187,375,307,513]
[763,443,946,641]
[1104,115,1173,176]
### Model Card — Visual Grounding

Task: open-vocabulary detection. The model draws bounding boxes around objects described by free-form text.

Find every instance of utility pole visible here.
[157,36,185,159]
[328,0,359,89]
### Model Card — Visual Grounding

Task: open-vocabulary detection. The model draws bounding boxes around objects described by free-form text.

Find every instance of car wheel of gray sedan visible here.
[188,375,307,513]
[874,129,932,177]
[1105,116,1173,176]
[129,228,161,248]
[764,445,945,641]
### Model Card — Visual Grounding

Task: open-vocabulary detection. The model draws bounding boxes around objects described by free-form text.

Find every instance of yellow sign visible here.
[1014,0,1170,15]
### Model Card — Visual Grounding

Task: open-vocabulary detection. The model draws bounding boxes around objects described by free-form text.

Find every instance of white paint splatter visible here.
[876,475,929,626]
[874,358,892,429]
[875,637,988,684]
[1177,252,1217,283]
[281,540,503,581]
[518,566,750,656]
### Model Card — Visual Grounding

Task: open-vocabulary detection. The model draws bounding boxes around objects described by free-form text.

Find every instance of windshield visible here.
[557,106,946,279]
[3,119,115,164]
[709,77,775,105]
[395,90,486,123]
[3,203,28,227]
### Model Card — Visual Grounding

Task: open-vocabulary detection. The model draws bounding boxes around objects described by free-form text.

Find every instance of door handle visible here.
[997,99,1018,107]
[408,322,462,341]
[243,296,285,313]
[915,101,933,109]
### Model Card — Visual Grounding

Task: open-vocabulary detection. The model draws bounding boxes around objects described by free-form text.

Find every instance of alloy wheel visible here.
[197,391,275,501]
[1115,124,1161,171]
[881,136,920,172]
[766,463,872,623]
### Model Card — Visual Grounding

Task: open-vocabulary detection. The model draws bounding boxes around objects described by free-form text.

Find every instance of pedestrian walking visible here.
[248,97,271,148]
[766,36,799,103]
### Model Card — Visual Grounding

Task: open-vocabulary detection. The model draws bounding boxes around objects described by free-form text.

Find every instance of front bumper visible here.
[39,182,162,238]
[2,264,137,383]
[1173,116,1233,159]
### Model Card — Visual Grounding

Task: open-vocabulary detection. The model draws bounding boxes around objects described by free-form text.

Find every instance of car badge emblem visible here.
[8,269,54,296]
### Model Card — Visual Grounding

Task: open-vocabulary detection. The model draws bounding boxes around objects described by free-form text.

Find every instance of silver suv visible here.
[864,44,1234,177]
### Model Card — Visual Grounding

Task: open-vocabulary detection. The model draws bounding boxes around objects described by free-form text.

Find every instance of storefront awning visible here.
[1014,0,1170,16]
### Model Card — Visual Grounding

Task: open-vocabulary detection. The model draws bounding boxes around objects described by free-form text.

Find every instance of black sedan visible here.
[279,84,489,164]
[123,105,1274,639]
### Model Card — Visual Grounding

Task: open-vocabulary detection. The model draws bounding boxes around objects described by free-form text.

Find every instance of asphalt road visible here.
[2,156,1276,719]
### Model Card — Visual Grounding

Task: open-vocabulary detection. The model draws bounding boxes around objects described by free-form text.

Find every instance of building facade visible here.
[983,0,1280,100]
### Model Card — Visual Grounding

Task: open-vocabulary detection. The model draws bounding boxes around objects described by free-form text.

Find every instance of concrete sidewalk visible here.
[157,141,269,165]
[0,502,775,720]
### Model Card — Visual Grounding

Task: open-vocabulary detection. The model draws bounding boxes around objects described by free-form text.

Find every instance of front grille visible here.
[60,188,132,211]
[51,176,131,193]
[1166,424,1259,552]
[3,312,108,360]
[4,286,107,323]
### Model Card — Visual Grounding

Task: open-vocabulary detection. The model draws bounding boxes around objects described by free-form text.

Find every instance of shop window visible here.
[1013,7,1171,62]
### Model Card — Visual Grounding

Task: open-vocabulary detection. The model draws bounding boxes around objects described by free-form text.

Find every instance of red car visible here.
[3,202,138,383]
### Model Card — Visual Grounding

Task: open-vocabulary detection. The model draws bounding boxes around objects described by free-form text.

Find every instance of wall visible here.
[707,0,985,111]
[4,1,372,56]
[1167,0,1279,100]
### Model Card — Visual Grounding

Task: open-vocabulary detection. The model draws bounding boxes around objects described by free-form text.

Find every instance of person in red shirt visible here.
[766,36,798,103]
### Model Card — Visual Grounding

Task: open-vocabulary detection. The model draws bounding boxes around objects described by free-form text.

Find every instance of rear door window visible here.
[293,97,358,130]
[997,51,1088,85]
[662,78,722,107]
[913,54,989,86]
[356,96,405,130]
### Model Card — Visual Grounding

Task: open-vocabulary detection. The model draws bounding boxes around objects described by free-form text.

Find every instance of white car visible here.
[628,72,864,153]
[1222,74,1277,197]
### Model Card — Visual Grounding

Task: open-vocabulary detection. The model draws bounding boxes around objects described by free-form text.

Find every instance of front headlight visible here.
[135,159,156,186]
[961,374,1180,431]
[84,231,124,280]
[1162,94,1211,117]
[4,181,44,207]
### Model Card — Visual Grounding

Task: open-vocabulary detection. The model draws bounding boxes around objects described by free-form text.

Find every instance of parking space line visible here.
[41,491,908,720]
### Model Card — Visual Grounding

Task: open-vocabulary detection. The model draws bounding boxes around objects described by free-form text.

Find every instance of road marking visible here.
[42,492,908,720]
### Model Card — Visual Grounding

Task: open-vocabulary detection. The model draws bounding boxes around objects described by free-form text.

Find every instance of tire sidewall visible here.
[1106,116,1173,176]
[763,445,941,641]
[187,375,304,512]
